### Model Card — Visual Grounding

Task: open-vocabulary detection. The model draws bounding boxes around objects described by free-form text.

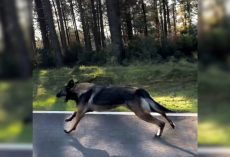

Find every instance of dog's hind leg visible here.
[145,98,175,129]
[137,112,165,137]
[158,112,175,129]
[65,111,77,122]
[128,103,165,137]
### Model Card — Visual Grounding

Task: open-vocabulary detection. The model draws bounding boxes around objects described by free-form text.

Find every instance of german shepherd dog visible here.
[56,80,175,137]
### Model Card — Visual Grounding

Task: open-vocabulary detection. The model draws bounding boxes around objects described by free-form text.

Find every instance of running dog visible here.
[56,79,175,137]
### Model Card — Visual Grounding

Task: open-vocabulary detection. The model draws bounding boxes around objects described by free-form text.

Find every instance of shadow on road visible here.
[156,137,197,156]
[69,136,125,157]
[33,113,197,157]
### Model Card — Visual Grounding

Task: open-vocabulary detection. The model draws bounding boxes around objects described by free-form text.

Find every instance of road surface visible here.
[198,147,230,157]
[33,112,197,157]
[0,150,32,157]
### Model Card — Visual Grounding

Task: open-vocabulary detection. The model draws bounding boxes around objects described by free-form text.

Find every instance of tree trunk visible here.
[153,0,160,40]
[0,0,31,78]
[68,0,80,43]
[29,0,36,52]
[182,0,187,29]
[98,0,105,47]
[60,0,71,46]
[91,0,101,51]
[186,0,192,30]
[140,0,148,36]
[159,0,164,42]
[162,0,168,38]
[106,0,124,63]
[172,0,177,36]
[166,0,171,34]
[124,4,133,40]
[51,0,62,44]
[77,0,92,52]
[41,0,62,66]
[31,21,36,51]
[85,19,92,51]
[95,0,102,46]
[54,0,68,50]
[34,0,50,49]
[31,21,36,67]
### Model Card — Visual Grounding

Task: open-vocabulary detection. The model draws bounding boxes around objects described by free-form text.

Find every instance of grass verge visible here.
[33,61,197,112]
[199,68,230,146]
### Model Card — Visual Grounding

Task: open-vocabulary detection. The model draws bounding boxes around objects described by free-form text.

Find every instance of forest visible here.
[32,0,198,67]
[31,0,198,68]
[0,0,198,75]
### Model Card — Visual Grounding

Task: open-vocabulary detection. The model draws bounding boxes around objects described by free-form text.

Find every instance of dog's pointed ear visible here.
[67,79,75,88]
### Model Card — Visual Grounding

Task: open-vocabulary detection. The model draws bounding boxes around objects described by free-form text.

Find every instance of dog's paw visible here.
[64,129,71,134]
[171,122,176,129]
[155,129,162,137]
[65,118,72,122]
[155,134,161,138]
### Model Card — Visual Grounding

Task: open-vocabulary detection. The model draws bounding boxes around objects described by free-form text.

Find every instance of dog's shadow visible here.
[68,136,196,157]
[155,137,197,156]
[68,136,123,157]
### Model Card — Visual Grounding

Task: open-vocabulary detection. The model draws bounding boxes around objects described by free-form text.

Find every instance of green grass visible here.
[0,82,32,143]
[198,68,230,146]
[33,61,197,112]
[0,122,32,143]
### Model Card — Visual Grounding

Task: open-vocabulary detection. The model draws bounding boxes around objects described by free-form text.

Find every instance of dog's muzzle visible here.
[56,93,61,98]
[56,91,66,98]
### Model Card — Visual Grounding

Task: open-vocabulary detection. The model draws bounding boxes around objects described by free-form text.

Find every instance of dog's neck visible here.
[74,83,95,96]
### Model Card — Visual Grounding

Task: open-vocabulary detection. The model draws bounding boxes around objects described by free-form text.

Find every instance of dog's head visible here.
[56,79,78,102]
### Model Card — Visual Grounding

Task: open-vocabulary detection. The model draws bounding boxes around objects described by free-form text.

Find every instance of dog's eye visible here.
[66,86,71,90]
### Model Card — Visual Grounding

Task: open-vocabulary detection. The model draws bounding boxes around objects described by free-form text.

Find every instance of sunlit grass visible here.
[33,62,197,113]
[33,96,56,109]
[199,103,230,146]
[198,68,230,146]
[0,122,32,143]
[155,96,197,112]
[39,70,48,77]
[112,106,129,112]
[37,86,47,96]
[0,81,32,143]
[198,121,230,146]
[0,83,10,91]
[33,95,76,111]
[15,124,32,143]
[0,110,7,122]
[0,121,22,142]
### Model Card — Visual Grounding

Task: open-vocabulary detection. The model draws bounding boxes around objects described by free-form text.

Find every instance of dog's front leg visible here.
[65,111,77,122]
[64,108,85,133]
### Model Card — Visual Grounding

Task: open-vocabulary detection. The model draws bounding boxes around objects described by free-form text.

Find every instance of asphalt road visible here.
[198,148,230,157]
[33,112,197,157]
[0,149,32,157]
[198,154,229,157]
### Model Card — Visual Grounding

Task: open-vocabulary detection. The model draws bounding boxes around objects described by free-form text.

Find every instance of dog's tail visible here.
[135,89,174,113]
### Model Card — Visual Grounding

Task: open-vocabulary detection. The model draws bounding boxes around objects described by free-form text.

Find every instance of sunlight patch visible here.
[37,86,46,96]
[198,122,229,145]
[39,70,48,77]
[33,96,56,109]
[0,121,22,142]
